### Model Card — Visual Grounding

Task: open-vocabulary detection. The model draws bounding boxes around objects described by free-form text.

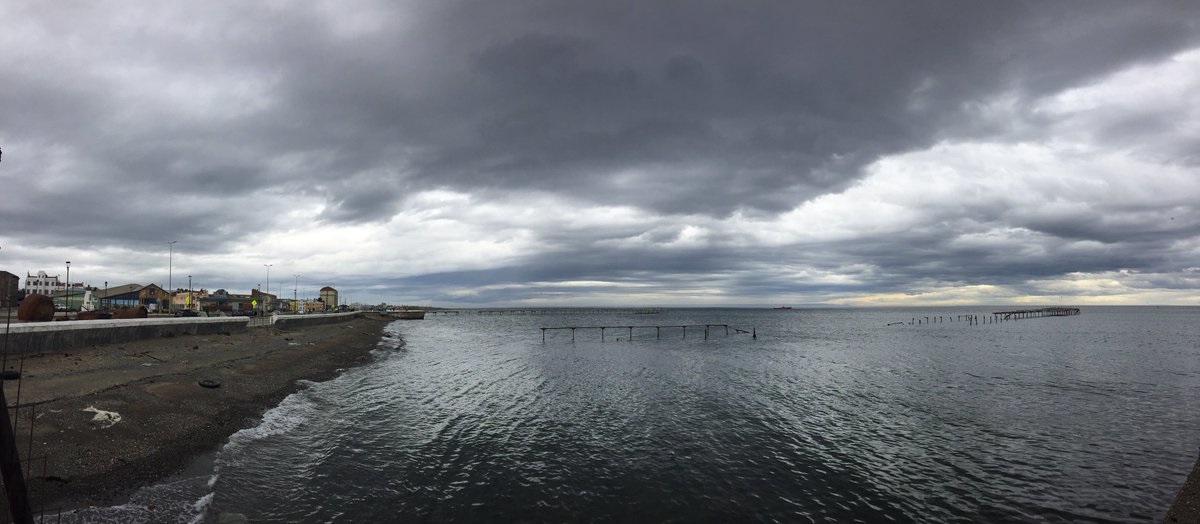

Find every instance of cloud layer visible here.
[2,1,1198,305]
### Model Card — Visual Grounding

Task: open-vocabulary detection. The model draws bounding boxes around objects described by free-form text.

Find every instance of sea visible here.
[56,306,1200,523]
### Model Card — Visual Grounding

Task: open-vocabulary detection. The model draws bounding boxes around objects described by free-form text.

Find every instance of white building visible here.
[24,271,66,296]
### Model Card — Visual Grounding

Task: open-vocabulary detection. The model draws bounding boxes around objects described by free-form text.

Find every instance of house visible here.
[24,270,64,296]
[0,271,18,307]
[319,286,338,310]
[251,289,278,312]
[299,297,324,313]
[172,288,208,311]
[197,292,255,314]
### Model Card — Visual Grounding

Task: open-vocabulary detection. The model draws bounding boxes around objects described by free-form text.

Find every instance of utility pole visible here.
[166,240,177,313]
[263,264,273,314]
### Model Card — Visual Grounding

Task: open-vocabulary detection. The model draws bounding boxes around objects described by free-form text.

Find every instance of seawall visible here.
[1,317,250,355]
[0,312,369,355]
[274,311,365,329]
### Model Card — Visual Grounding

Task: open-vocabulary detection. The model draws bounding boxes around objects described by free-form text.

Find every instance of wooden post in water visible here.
[628,326,633,341]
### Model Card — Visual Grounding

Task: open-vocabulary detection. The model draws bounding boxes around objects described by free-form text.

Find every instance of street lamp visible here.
[166,240,177,313]
[263,264,273,313]
[294,274,299,313]
[65,261,70,311]
[188,275,193,312]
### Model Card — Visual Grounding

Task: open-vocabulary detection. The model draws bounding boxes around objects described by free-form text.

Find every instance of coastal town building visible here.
[51,286,98,310]
[319,286,338,310]
[24,270,66,296]
[196,291,257,314]
[0,270,18,307]
[95,283,172,312]
[251,289,278,311]
[298,297,324,313]
[171,288,208,310]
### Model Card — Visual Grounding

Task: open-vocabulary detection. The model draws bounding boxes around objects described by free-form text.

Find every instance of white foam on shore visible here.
[48,473,215,524]
[186,492,214,524]
[224,390,317,449]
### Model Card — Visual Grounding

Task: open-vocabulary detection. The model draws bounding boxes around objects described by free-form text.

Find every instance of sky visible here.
[2,1,1199,307]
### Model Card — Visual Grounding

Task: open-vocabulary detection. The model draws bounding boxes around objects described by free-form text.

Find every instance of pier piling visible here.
[539,324,748,343]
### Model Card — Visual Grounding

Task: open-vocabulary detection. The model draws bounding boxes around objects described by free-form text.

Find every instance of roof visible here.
[320,286,337,292]
[94,284,144,298]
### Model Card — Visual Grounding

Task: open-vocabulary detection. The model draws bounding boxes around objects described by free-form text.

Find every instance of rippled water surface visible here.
[68,307,1200,522]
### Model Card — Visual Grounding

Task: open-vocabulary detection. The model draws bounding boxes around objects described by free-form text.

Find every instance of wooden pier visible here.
[992,307,1080,320]
[425,308,662,316]
[383,310,426,319]
[895,306,1081,326]
[483,308,661,316]
[540,324,753,342]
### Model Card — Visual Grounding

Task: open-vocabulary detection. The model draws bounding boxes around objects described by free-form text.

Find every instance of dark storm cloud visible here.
[8,1,1197,220]
[394,1,1199,214]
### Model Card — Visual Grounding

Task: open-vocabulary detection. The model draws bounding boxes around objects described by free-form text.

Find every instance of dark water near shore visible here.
[64,307,1200,522]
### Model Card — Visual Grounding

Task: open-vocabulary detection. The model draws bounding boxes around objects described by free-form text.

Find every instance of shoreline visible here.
[1166,453,1200,522]
[0,314,393,516]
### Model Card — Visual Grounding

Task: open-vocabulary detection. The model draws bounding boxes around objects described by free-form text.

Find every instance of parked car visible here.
[175,309,199,317]
[233,310,259,317]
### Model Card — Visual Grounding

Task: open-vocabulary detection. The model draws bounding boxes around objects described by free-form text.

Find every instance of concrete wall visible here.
[0,316,250,355]
[272,311,365,329]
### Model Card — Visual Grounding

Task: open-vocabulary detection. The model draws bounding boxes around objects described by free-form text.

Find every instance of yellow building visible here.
[172,289,208,310]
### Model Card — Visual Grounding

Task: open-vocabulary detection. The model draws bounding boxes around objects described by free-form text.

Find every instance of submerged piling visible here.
[539,324,749,342]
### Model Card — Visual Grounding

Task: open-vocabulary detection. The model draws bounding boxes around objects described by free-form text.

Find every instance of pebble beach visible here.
[0,314,391,516]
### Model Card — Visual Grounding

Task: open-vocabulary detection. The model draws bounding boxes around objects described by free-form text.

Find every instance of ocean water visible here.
[55,306,1200,523]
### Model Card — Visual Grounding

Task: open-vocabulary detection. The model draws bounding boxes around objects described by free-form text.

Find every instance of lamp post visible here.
[65,261,70,311]
[293,274,299,313]
[188,275,193,312]
[263,264,273,313]
[104,281,108,311]
[166,240,177,313]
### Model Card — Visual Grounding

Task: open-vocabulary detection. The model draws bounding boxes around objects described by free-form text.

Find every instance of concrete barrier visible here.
[0,316,250,355]
[272,311,366,329]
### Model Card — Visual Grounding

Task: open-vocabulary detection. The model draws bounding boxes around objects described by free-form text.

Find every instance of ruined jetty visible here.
[991,307,1081,320]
